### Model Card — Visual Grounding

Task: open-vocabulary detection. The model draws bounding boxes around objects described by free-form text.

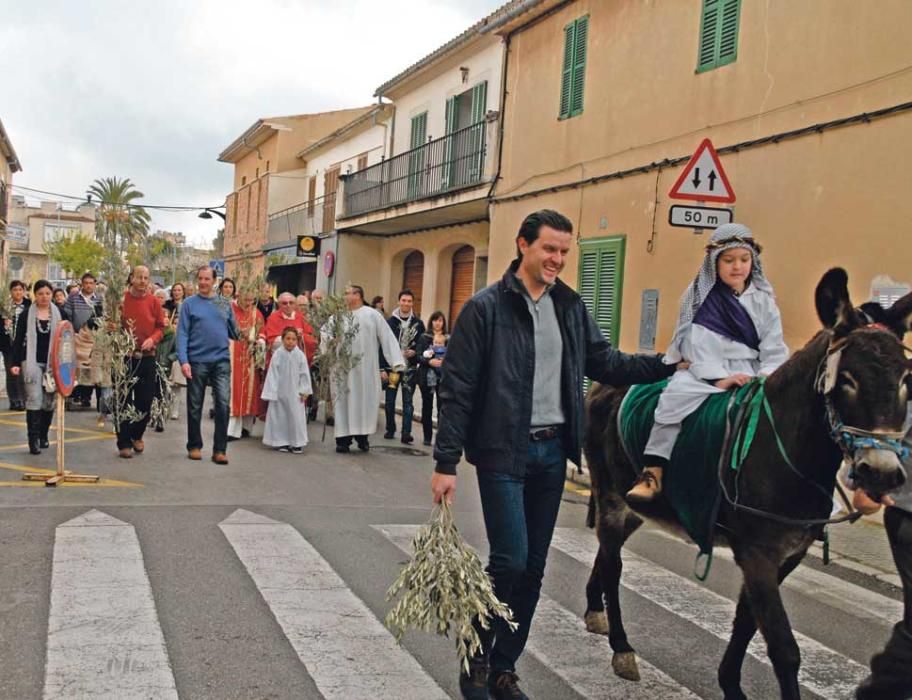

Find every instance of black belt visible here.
[530,426,561,441]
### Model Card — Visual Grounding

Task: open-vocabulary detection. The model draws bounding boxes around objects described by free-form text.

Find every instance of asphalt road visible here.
[0,406,903,699]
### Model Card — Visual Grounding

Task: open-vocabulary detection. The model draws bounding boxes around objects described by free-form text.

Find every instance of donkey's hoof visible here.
[584,610,609,635]
[612,652,641,681]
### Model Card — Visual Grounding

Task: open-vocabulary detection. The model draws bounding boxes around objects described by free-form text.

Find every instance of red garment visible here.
[230,302,265,419]
[121,291,166,355]
[260,309,317,364]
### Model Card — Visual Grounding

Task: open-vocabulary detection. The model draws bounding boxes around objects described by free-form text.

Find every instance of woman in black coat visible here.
[415,310,449,447]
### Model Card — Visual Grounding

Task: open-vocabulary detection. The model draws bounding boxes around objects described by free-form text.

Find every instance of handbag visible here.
[42,370,57,393]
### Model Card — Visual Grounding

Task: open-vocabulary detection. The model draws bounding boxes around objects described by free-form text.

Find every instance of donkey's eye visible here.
[838,371,859,395]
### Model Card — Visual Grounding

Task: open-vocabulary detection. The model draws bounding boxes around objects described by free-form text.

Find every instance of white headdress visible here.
[664,223,773,363]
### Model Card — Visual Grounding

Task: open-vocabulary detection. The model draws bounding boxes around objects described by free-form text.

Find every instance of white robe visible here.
[647,285,789,454]
[325,305,404,438]
[261,346,312,448]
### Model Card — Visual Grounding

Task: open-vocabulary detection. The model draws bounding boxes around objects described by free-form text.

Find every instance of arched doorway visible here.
[449,245,475,327]
[402,250,424,317]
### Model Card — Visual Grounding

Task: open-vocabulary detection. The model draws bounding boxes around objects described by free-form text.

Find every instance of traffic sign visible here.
[209,259,226,277]
[668,205,733,229]
[50,321,77,397]
[669,139,735,203]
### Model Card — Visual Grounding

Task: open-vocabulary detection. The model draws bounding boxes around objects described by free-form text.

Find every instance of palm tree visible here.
[87,177,151,257]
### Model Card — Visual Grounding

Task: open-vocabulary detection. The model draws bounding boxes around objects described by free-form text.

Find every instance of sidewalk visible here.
[566,461,902,588]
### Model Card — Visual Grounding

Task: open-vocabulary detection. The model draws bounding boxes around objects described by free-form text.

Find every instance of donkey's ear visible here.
[885,291,912,338]
[815,268,860,334]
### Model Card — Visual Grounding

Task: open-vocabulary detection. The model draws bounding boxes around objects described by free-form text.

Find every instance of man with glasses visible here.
[260,292,317,364]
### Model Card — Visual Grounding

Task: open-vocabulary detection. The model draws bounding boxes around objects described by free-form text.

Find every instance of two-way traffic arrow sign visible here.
[669,138,735,203]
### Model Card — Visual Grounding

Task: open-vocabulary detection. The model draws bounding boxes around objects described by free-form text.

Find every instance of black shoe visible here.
[423,439,433,446]
[241,428,250,438]
[356,437,370,452]
[489,671,529,700]
[458,657,490,700]
[154,423,164,433]
[325,416,334,426]
[227,435,239,442]
[335,444,350,454]
[383,431,395,439]
[39,437,50,449]
[401,434,414,445]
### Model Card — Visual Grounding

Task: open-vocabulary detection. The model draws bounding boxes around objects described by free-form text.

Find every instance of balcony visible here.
[342,120,488,218]
[267,193,334,246]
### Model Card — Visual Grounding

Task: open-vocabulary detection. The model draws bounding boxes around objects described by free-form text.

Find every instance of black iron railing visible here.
[343,121,487,217]
[267,193,333,244]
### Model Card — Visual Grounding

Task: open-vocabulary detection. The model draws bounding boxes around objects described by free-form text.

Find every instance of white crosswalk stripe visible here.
[375,524,704,699]
[44,509,177,700]
[551,527,869,700]
[219,509,448,700]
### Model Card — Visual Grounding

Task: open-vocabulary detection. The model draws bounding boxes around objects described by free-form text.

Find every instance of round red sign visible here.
[51,321,77,397]
[323,251,335,278]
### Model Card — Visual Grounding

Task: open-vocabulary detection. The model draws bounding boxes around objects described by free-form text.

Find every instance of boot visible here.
[26,410,41,454]
[40,410,53,449]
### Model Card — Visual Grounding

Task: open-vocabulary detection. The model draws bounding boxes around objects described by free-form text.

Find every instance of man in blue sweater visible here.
[177,265,239,464]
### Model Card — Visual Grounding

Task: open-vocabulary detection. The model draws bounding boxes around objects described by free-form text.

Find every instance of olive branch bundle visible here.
[385,500,517,672]
[309,294,361,438]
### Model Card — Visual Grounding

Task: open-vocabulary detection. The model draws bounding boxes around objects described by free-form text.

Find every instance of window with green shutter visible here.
[559,15,589,119]
[579,236,626,392]
[697,0,741,72]
[408,112,428,197]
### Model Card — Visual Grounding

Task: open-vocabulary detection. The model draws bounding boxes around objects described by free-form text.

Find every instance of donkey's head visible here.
[815,268,911,497]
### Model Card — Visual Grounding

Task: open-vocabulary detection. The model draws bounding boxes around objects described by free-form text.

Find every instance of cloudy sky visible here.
[1,0,504,248]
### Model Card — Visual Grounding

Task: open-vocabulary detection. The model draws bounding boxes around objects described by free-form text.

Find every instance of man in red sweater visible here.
[117,265,166,458]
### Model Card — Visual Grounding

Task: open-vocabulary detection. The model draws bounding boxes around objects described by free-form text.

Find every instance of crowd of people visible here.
[0,265,450,464]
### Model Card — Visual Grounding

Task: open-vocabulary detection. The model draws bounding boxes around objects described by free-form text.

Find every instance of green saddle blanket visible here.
[619,379,756,554]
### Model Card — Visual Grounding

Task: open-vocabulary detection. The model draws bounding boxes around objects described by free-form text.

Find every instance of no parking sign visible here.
[50,321,77,397]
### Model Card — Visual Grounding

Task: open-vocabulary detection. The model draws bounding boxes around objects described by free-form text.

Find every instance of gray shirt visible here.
[517,277,565,428]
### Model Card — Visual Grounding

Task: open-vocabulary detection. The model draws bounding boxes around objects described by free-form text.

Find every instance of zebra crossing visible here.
[21,507,898,699]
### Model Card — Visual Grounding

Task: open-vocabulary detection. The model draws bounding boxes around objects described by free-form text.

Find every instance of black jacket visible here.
[379,313,426,372]
[433,261,675,476]
[0,299,31,355]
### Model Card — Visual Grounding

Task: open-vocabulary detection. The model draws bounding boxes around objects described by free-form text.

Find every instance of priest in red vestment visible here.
[228,291,266,440]
[259,292,317,364]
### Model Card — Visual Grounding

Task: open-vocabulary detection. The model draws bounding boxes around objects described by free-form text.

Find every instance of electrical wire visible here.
[9,184,226,212]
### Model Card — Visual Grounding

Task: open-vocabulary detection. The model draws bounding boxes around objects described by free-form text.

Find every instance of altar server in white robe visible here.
[261,327,312,453]
[627,223,789,502]
[324,284,405,453]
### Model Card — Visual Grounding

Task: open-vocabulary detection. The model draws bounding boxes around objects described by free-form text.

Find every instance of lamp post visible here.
[198,208,226,221]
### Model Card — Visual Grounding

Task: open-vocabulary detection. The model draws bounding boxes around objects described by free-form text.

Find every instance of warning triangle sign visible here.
[668,138,736,203]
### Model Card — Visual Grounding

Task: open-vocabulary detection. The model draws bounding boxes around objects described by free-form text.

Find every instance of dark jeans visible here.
[419,383,437,443]
[4,351,25,407]
[474,436,567,674]
[116,356,157,449]
[385,373,415,436]
[857,506,912,700]
[186,359,230,455]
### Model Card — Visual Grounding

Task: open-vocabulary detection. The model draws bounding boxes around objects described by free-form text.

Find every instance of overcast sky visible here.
[1,0,504,248]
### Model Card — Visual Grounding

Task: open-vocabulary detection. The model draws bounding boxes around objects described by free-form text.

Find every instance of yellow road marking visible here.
[0,433,113,452]
[0,461,141,488]
[0,418,109,435]
[564,479,591,497]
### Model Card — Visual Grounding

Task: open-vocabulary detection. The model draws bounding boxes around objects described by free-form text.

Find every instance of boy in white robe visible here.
[628,223,790,502]
[262,327,312,453]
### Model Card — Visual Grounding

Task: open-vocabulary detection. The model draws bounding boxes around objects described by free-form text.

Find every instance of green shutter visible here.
[443,96,458,188]
[559,23,574,118]
[559,16,588,119]
[578,237,626,346]
[697,0,740,72]
[470,81,487,123]
[409,112,427,149]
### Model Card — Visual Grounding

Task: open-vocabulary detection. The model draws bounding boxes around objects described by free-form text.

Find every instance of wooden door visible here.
[402,251,424,317]
[449,245,475,328]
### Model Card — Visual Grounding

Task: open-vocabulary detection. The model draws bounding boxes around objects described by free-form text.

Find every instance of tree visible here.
[45,233,107,278]
[212,228,224,258]
[87,177,151,256]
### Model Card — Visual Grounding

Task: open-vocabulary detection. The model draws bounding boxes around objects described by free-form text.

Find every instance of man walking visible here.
[177,265,239,464]
[117,266,166,459]
[431,210,677,699]
[381,289,424,444]
[64,272,103,408]
[324,285,404,453]
[1,280,30,410]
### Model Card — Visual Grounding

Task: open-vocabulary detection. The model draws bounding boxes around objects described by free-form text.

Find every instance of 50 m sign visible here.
[668,205,733,229]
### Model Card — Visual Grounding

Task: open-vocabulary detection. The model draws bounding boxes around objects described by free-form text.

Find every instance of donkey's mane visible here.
[764,329,831,398]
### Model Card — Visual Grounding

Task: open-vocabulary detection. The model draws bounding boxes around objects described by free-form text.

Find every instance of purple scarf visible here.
[693,282,760,351]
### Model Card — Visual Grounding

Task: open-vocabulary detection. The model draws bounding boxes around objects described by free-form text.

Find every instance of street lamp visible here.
[198,208,226,221]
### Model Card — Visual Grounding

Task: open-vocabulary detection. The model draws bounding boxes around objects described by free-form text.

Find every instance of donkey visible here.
[582,268,911,699]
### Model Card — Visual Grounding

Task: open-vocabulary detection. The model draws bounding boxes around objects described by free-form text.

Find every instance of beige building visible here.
[218,107,376,286]
[0,117,23,277]
[484,0,912,354]
[334,4,514,322]
[7,197,96,286]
